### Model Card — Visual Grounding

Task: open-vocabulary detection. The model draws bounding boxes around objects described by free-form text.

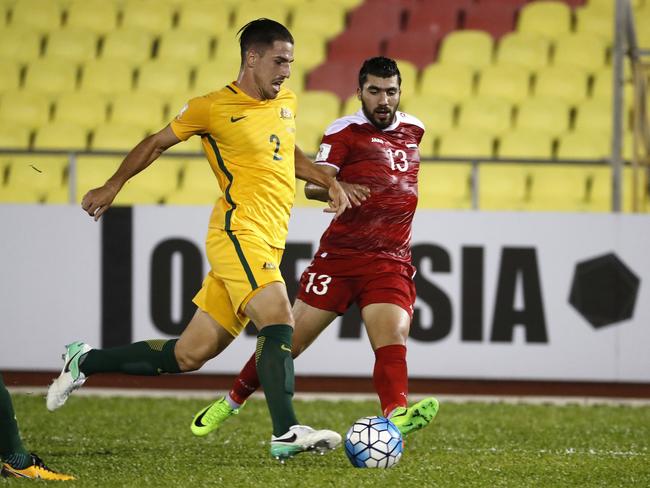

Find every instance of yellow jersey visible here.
[170,82,297,249]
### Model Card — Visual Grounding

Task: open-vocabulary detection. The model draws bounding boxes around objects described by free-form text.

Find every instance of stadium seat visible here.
[212,29,244,74]
[327,31,384,65]
[23,59,78,95]
[291,31,328,72]
[341,94,360,118]
[517,1,572,39]
[0,156,69,203]
[0,91,51,128]
[418,161,473,209]
[0,28,42,63]
[166,159,222,205]
[91,124,147,151]
[591,68,635,110]
[534,66,589,104]
[9,0,62,32]
[515,97,571,136]
[54,92,107,128]
[575,5,614,43]
[587,165,649,213]
[438,30,494,69]
[400,97,455,136]
[419,63,475,102]
[526,164,596,211]
[101,30,154,65]
[193,62,238,95]
[0,62,21,91]
[458,97,513,136]
[176,1,233,35]
[0,122,31,149]
[136,62,191,97]
[295,118,326,156]
[385,30,440,70]
[109,93,167,132]
[156,31,213,66]
[291,2,346,41]
[44,30,98,63]
[298,91,341,128]
[64,0,118,34]
[438,129,494,158]
[558,130,611,159]
[552,33,609,73]
[346,2,403,38]
[306,62,359,100]
[477,64,531,103]
[496,32,551,70]
[405,1,462,37]
[479,164,532,210]
[498,129,554,159]
[418,130,437,158]
[163,132,203,155]
[79,60,134,97]
[33,122,88,150]
[392,60,418,99]
[574,98,613,134]
[464,2,517,39]
[120,0,174,35]
[285,64,307,94]
[232,1,289,26]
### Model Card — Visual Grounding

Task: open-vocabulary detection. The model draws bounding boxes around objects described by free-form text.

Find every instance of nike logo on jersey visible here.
[230,115,247,122]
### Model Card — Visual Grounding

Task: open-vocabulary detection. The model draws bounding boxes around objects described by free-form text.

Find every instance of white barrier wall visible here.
[1,205,649,382]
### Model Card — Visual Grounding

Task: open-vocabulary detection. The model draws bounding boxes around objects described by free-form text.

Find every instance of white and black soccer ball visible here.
[344,416,403,468]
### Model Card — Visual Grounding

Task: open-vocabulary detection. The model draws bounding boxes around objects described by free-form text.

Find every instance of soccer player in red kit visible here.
[192,57,439,438]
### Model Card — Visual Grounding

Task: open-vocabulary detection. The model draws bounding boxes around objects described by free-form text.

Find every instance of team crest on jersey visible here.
[280,107,293,119]
[176,103,189,120]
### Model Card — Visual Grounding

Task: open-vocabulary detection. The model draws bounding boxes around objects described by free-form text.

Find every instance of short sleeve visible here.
[169,96,211,141]
[315,130,350,172]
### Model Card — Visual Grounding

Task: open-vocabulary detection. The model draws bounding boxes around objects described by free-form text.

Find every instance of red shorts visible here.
[296,254,416,317]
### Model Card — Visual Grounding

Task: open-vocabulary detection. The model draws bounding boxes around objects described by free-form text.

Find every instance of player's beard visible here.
[361,100,398,130]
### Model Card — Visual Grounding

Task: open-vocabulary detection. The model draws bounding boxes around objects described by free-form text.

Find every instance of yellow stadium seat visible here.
[34,122,87,150]
[0,91,51,128]
[109,93,166,132]
[44,30,98,63]
[0,62,21,91]
[552,33,609,73]
[285,63,306,94]
[418,130,436,158]
[296,118,327,156]
[212,30,242,74]
[176,1,232,35]
[136,61,191,97]
[79,60,134,97]
[558,130,611,159]
[438,30,494,69]
[290,31,328,72]
[91,124,147,151]
[498,130,554,159]
[164,132,203,155]
[477,64,531,103]
[392,59,418,98]
[54,92,108,127]
[299,91,341,125]
[438,129,494,158]
[575,6,613,43]
[515,97,571,136]
[75,156,120,201]
[534,66,589,104]
[518,1,572,39]
[10,0,62,32]
[101,30,154,65]
[341,94,360,118]
[419,63,475,102]
[166,159,222,205]
[526,164,596,211]
[574,98,613,134]
[496,32,551,70]
[0,156,68,203]
[400,97,455,136]
[192,62,238,94]
[418,163,472,209]
[23,59,78,95]
[65,0,118,34]
[479,164,532,210]
[0,28,42,63]
[156,30,213,66]
[233,1,289,27]
[0,122,31,149]
[458,97,513,136]
[588,164,650,213]
[120,0,174,35]
[291,2,346,40]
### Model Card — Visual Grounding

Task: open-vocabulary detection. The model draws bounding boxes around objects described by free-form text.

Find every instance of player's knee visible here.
[174,347,207,372]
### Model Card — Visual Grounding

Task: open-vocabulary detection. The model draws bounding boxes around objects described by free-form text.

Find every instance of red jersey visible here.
[313,110,424,263]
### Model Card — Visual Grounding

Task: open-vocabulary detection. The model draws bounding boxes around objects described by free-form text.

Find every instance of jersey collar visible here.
[357,109,400,132]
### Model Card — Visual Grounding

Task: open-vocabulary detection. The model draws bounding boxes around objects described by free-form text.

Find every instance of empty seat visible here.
[458,97,513,136]
[10,0,62,32]
[166,159,222,205]
[44,30,98,63]
[110,93,167,132]
[291,3,346,40]
[23,59,78,95]
[79,60,134,97]
[464,2,517,39]
[232,1,289,26]
[575,5,614,43]
[33,122,87,150]
[516,97,571,136]
[418,130,437,158]
[176,1,233,35]
[385,30,440,70]
[552,33,609,73]
[438,30,494,69]
[496,32,551,70]
[121,0,174,35]
[212,29,244,74]
[156,31,213,66]
[591,68,634,110]
[526,164,597,211]
[328,31,384,65]
[406,2,462,37]
[290,31,328,72]
[534,66,589,104]
[91,124,147,151]
[0,156,69,203]
[419,63,475,102]
[517,1,572,39]
[498,129,554,159]
[345,2,403,38]
[400,97,455,135]
[341,94,360,118]
[0,28,42,63]
[574,98,613,134]
[418,162,473,209]
[193,63,238,94]
[136,62,191,97]
[558,130,611,159]
[101,30,154,65]
[0,122,31,149]
[479,164,532,210]
[299,91,341,127]
[65,0,118,34]
[54,92,108,128]
[477,64,531,102]
[306,62,358,100]
[0,91,51,127]
[296,118,328,156]
[438,129,494,158]
[1,62,21,91]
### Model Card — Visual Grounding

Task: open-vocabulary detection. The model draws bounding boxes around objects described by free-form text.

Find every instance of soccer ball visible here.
[344,416,403,468]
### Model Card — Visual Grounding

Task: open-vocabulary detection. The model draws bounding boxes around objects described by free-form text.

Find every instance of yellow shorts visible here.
[193,228,285,337]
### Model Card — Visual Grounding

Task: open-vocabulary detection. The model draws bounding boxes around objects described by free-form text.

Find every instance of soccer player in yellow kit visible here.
[47,19,349,460]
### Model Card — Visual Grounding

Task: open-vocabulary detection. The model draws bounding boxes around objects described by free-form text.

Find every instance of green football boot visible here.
[389,397,439,436]
[191,397,244,437]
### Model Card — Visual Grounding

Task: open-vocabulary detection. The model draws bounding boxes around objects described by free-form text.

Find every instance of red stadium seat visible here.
[346,2,404,37]
[306,62,359,100]
[384,29,442,69]
[464,3,518,38]
[327,31,384,65]
[474,0,528,7]
[405,2,462,37]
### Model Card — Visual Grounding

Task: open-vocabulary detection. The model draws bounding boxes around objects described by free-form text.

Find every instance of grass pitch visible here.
[6,394,650,487]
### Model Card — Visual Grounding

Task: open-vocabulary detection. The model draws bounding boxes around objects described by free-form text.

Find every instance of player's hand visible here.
[81,183,119,221]
[324,179,351,218]
[340,181,370,206]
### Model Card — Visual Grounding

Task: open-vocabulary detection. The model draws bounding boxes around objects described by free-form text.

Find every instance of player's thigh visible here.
[291,298,338,357]
[175,308,236,371]
[244,281,294,328]
[361,303,411,350]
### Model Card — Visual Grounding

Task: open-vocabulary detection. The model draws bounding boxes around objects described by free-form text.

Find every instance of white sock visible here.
[225,394,242,410]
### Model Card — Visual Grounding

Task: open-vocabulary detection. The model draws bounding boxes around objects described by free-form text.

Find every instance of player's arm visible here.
[81,125,180,221]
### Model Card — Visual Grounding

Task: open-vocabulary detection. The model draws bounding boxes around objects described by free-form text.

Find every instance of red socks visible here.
[229,352,260,405]
[373,344,408,417]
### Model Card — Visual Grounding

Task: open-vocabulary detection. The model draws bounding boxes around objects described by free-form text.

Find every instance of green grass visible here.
[5,394,650,487]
